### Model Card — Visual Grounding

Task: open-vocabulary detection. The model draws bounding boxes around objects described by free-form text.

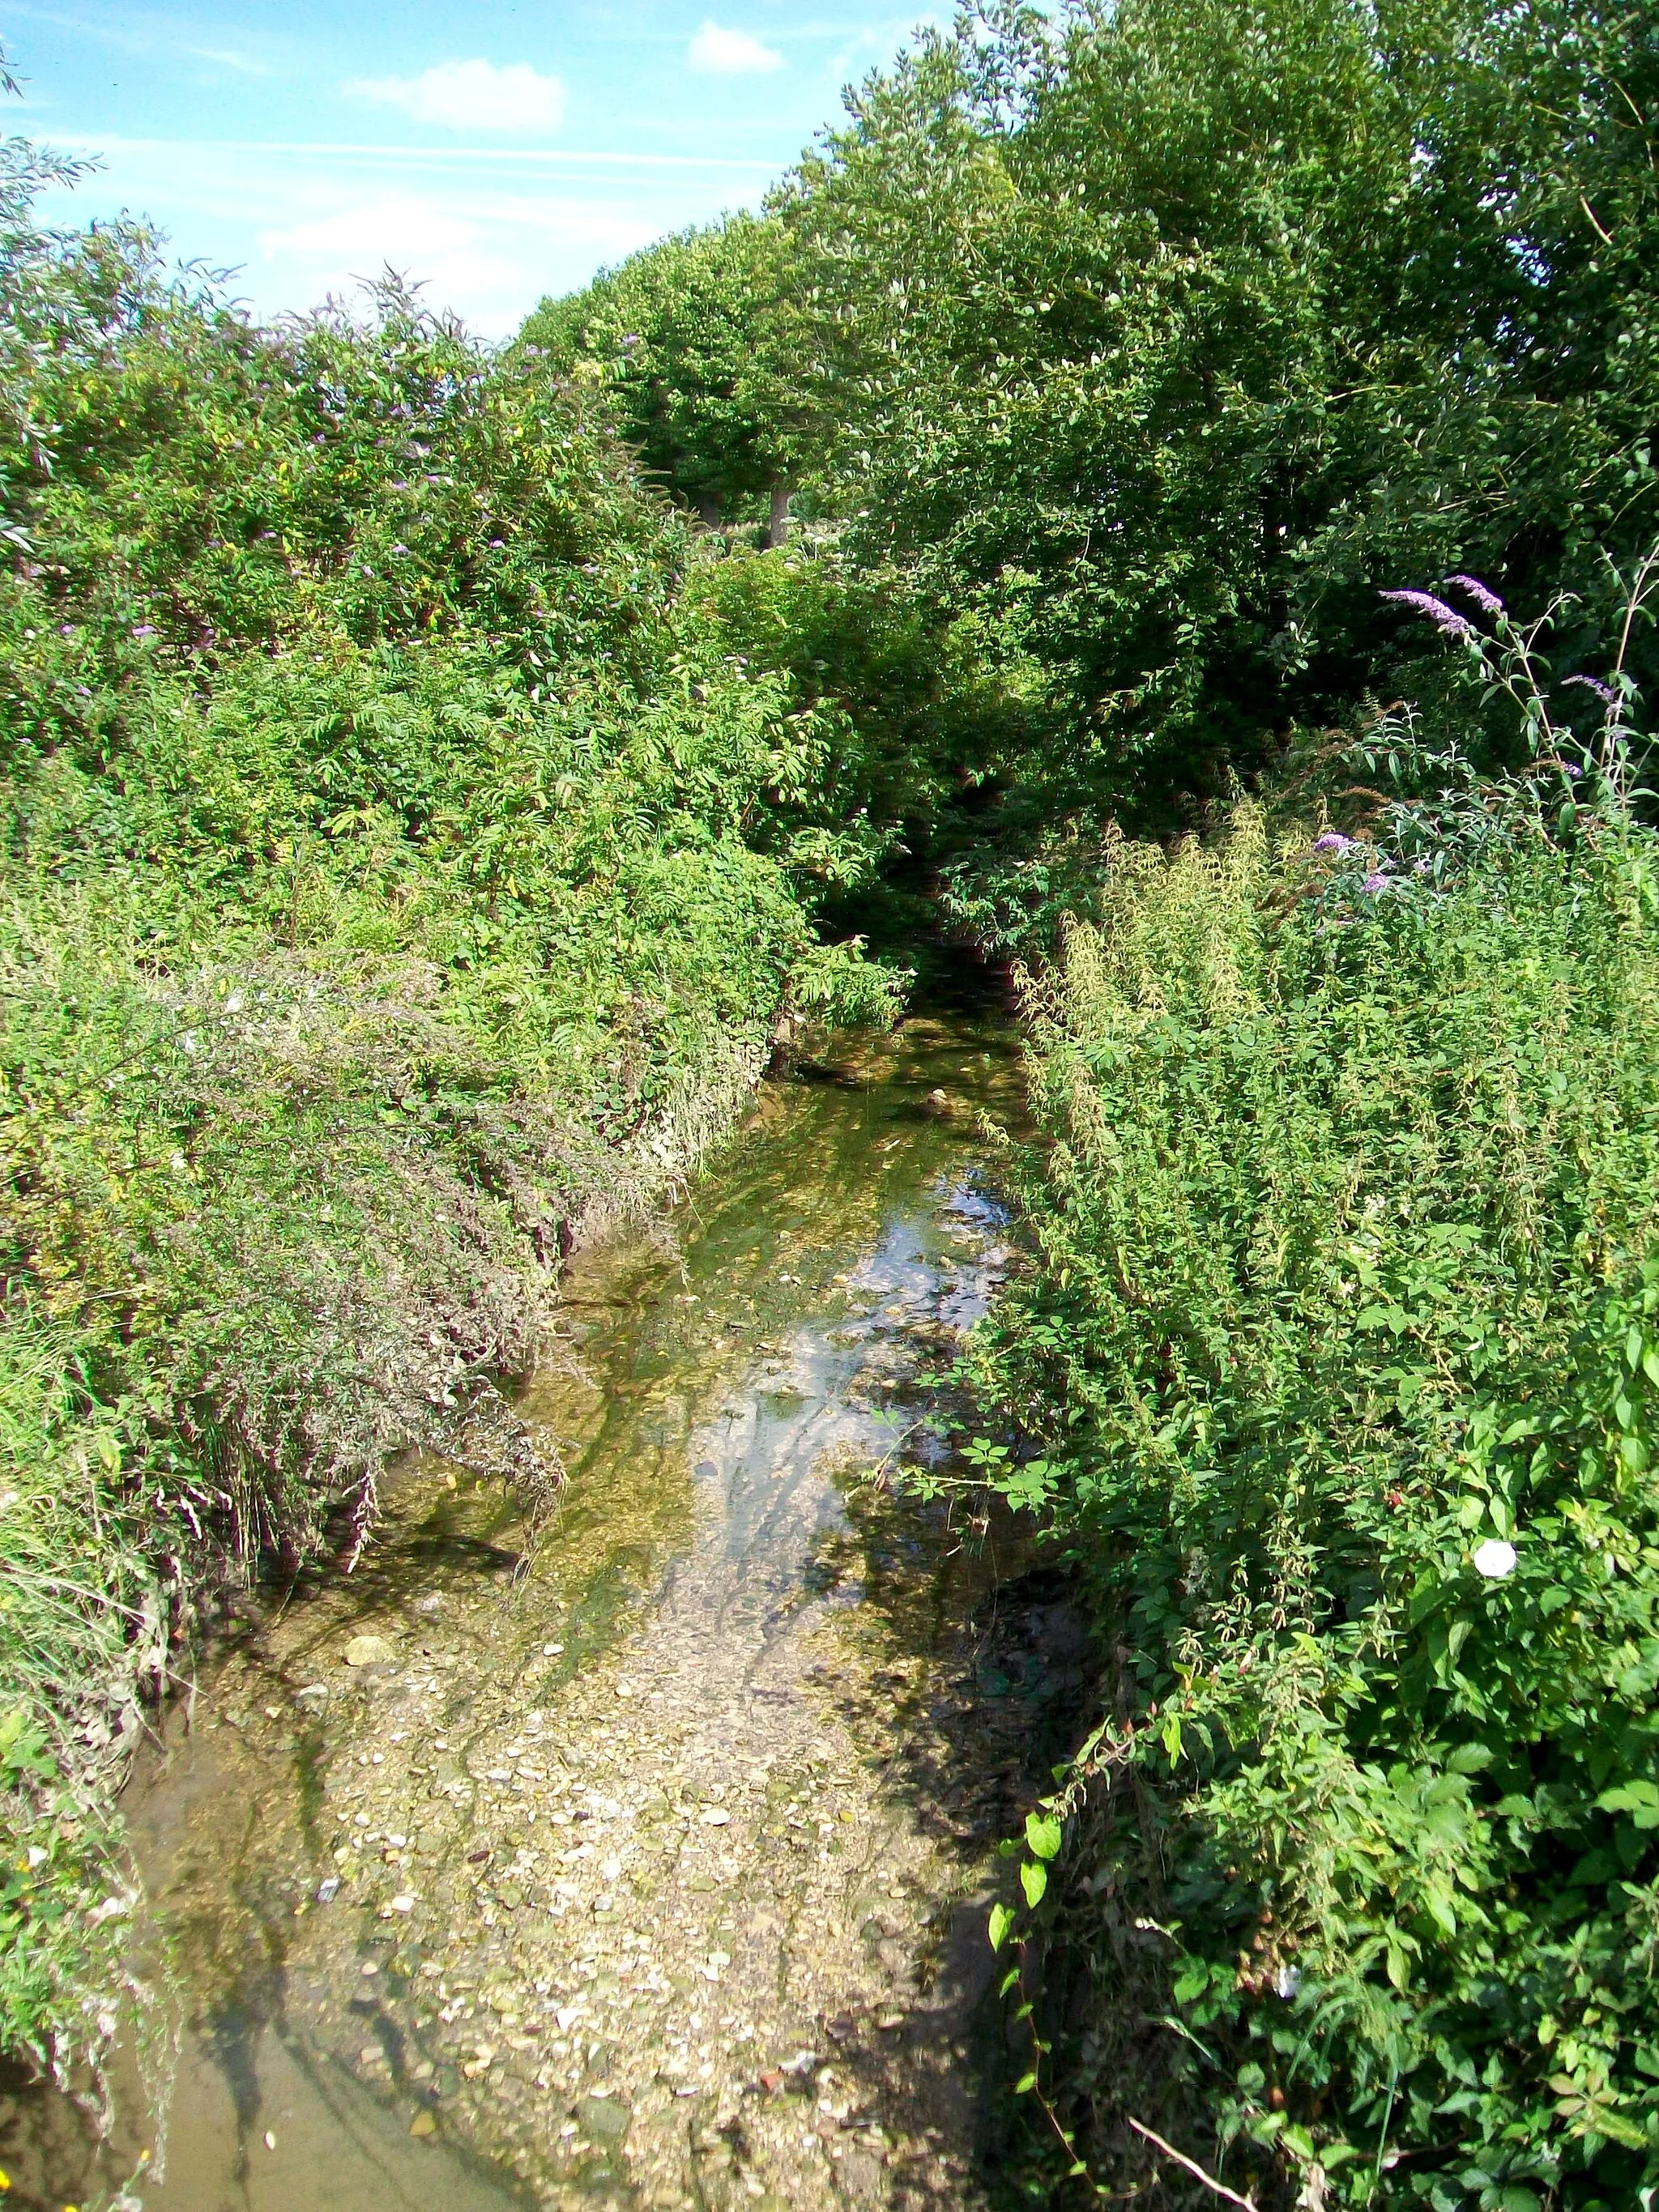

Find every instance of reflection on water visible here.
[0,1016,1090,2211]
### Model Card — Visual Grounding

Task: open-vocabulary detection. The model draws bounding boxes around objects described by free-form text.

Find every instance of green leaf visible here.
[1025,1812,1063,1861]
[1019,1860,1048,1909]
[987,1903,1013,1953]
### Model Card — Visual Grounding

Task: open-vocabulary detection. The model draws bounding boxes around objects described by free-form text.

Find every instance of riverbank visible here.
[2,1013,1083,2211]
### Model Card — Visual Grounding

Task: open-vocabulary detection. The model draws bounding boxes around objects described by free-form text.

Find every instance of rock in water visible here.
[581,2095,631,2142]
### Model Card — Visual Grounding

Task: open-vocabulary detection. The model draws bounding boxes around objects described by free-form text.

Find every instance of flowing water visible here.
[1,1014,1090,2212]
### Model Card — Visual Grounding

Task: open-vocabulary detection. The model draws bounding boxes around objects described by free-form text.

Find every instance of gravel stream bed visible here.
[3,1017,1090,2211]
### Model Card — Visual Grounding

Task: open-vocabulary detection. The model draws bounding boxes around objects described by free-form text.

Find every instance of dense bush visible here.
[965,761,1659,2204]
[546,0,1657,836]
[519,212,804,535]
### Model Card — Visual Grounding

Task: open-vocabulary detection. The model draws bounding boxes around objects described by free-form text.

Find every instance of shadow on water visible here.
[0,1009,1094,2212]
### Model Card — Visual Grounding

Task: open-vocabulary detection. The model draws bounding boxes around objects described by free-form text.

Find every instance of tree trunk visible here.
[766,482,791,548]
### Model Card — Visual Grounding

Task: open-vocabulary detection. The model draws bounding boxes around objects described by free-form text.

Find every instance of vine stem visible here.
[1127,2117,1260,2210]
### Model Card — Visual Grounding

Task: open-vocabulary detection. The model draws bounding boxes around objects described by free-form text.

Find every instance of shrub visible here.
[969,784,1659,2205]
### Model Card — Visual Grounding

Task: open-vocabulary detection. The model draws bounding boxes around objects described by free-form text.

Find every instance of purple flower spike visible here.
[1444,574,1506,619]
[1380,589,1473,640]
[1312,832,1354,853]
[1360,871,1392,894]
[1563,674,1618,706]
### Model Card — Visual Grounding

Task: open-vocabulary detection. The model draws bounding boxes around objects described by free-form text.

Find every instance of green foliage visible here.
[966,786,1659,2201]
[755,0,1659,805]
[0,147,898,2076]
[520,214,804,531]
[0,1311,152,2080]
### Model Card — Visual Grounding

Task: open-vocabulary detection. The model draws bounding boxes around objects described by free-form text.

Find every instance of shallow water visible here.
[1,1016,1090,2211]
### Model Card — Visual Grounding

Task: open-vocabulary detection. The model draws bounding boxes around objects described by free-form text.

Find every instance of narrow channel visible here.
[2,1013,1090,2212]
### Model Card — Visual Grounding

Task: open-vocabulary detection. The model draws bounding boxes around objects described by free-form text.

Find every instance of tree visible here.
[522,213,808,538]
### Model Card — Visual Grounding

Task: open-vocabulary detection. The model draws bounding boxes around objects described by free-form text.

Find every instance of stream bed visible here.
[2,1014,1090,2212]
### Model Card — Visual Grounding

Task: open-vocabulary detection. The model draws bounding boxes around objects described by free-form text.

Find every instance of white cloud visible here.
[343,58,567,136]
[185,45,275,76]
[686,22,785,76]
[35,139,776,338]
[258,190,659,331]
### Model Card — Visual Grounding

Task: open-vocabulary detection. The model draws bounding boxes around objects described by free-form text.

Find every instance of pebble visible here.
[582,2095,632,2142]
[343,1635,397,1669]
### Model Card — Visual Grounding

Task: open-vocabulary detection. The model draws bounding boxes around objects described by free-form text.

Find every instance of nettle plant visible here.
[964,578,1659,2206]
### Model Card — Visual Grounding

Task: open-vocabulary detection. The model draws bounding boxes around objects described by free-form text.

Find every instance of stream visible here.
[1,1013,1089,2212]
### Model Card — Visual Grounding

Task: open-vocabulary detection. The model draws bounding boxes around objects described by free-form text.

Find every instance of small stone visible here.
[263,2131,277,2151]
[699,1808,730,1826]
[315,1877,340,1904]
[581,2095,631,2142]
[385,1894,416,1915]
[409,2109,437,2137]
[344,1635,397,1669]
[412,1594,444,1617]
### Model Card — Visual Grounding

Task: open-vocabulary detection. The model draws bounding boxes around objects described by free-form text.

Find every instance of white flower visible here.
[1472,1538,1517,1579]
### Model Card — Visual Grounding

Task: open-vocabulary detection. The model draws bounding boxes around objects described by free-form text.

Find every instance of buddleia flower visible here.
[1379,589,1472,639]
[1444,573,1506,619]
[1563,673,1618,706]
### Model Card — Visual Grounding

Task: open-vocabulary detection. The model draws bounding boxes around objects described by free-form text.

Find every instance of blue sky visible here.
[6,2,943,335]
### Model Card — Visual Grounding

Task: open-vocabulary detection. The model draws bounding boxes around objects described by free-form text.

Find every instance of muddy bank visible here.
[1,1016,1091,2210]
